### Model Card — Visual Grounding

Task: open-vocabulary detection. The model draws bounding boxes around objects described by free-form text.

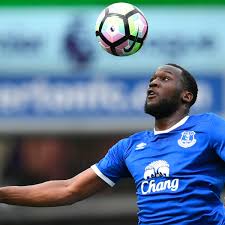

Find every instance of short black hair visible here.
[166,63,198,107]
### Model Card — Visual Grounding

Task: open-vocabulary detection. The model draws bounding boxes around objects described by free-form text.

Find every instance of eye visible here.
[149,77,155,83]
[161,76,170,81]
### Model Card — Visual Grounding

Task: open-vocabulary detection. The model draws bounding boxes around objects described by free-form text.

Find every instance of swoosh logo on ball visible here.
[124,27,139,52]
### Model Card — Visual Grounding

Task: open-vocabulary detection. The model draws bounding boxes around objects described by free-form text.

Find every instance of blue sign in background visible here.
[0,74,222,119]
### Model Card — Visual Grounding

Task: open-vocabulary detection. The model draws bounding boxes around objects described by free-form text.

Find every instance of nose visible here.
[149,78,159,88]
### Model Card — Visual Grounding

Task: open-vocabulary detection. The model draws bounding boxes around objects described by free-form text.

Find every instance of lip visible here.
[148,94,157,99]
[147,95,158,102]
[147,89,158,99]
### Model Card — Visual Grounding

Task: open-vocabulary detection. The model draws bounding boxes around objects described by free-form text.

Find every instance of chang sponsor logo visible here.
[141,160,179,194]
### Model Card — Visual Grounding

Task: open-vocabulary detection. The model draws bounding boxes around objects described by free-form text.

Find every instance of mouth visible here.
[147,90,157,99]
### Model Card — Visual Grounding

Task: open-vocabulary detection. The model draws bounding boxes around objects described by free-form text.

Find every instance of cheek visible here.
[163,88,182,101]
[162,87,177,96]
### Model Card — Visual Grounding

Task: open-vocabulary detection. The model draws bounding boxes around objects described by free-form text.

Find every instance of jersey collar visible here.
[154,116,189,135]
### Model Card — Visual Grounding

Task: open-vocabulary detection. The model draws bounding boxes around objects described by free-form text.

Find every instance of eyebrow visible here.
[149,71,173,81]
[151,70,174,78]
[160,70,174,75]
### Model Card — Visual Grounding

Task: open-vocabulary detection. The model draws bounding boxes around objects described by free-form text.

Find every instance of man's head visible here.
[144,64,198,119]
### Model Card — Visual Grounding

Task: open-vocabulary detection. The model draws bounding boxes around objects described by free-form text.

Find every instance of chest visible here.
[125,131,213,183]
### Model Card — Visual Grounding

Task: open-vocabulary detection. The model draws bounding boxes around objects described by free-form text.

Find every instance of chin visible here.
[144,102,159,116]
[144,100,179,119]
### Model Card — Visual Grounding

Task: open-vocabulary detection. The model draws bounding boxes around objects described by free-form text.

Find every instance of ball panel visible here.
[114,40,141,56]
[115,39,129,52]
[95,10,106,32]
[126,41,142,55]
[101,16,125,43]
[128,13,148,39]
[98,38,113,54]
[114,40,130,56]
[97,36,108,48]
[107,2,135,15]
[128,15,139,37]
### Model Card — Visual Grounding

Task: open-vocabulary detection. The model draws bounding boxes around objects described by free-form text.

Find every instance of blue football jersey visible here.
[91,113,225,225]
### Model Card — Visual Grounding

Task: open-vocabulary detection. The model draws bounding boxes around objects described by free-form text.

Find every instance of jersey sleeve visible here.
[209,113,225,161]
[91,138,131,187]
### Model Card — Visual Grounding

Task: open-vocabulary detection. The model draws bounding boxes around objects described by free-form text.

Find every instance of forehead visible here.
[155,65,183,77]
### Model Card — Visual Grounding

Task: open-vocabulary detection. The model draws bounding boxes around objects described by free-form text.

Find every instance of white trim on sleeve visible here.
[91,164,115,187]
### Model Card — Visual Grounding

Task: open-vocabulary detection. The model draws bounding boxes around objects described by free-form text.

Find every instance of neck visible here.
[154,111,188,131]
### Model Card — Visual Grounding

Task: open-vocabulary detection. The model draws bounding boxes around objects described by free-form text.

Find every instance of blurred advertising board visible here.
[0,8,225,75]
[0,74,222,133]
[0,7,224,132]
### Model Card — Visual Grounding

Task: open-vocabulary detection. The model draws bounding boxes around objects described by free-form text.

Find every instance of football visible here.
[95,2,148,56]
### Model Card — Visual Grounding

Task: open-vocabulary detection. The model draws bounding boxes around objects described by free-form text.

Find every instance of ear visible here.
[181,90,193,104]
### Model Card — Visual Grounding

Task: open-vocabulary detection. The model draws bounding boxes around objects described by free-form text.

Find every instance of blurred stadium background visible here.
[0,0,224,225]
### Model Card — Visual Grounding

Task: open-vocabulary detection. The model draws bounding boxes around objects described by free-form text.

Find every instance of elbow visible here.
[64,185,83,205]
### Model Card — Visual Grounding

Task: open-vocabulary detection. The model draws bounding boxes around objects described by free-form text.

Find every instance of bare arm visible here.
[0,168,108,207]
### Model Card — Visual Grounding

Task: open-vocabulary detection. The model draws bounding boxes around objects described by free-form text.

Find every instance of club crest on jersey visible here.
[178,131,196,148]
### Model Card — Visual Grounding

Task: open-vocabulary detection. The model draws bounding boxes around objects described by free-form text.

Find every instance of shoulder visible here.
[127,130,152,143]
[118,131,151,147]
[189,113,225,140]
[114,131,152,157]
[189,112,224,125]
